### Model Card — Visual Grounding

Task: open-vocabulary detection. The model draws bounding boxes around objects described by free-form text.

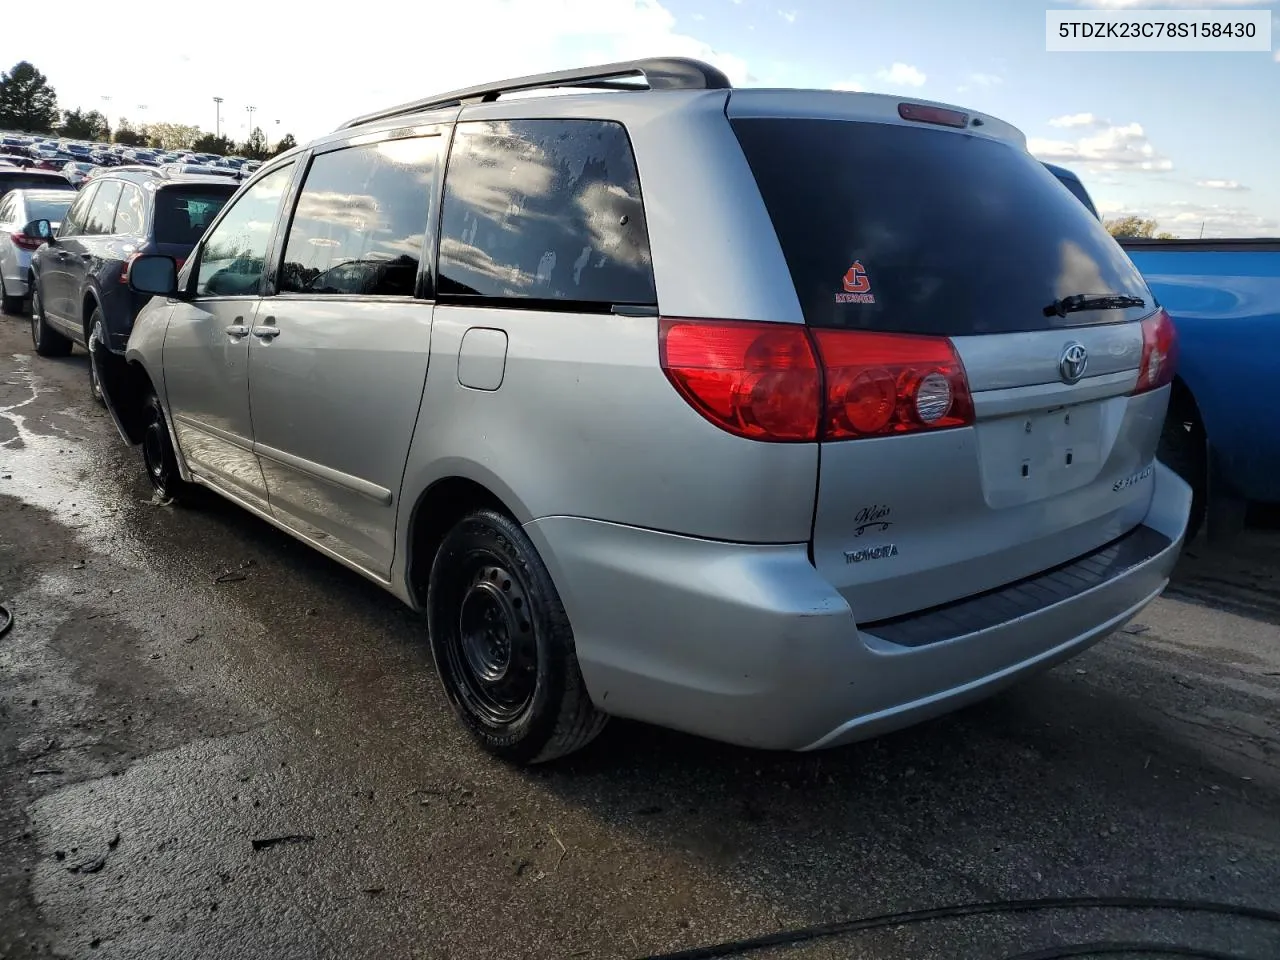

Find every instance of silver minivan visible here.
[102,58,1191,763]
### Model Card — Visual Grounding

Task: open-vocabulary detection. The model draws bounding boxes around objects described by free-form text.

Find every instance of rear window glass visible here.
[732,118,1151,335]
[27,196,74,223]
[0,173,72,193]
[154,187,235,245]
[437,119,655,307]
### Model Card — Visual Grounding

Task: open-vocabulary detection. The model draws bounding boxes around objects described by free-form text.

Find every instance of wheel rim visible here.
[88,322,103,398]
[450,561,538,725]
[30,289,40,345]
[142,411,167,484]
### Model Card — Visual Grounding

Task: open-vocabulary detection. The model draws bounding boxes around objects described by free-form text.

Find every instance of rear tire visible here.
[1157,404,1206,542]
[87,309,107,406]
[141,392,196,503]
[427,508,607,764]
[0,276,23,315]
[30,282,71,357]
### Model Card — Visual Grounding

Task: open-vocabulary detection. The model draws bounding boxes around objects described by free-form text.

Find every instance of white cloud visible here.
[691,11,704,20]
[16,0,751,141]
[1029,120,1172,171]
[778,9,796,23]
[875,63,926,88]
[1196,179,1248,191]
[833,80,866,92]
[968,72,1002,86]
[1049,113,1104,129]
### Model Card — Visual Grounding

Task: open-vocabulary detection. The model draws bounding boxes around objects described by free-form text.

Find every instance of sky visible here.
[3,0,1277,237]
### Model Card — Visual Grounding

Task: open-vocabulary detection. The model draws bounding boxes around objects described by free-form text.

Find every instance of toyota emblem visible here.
[1059,342,1088,384]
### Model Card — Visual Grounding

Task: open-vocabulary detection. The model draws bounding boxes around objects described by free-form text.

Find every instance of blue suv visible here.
[27,168,238,401]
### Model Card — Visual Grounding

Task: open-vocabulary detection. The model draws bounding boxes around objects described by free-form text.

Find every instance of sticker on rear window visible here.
[836,260,875,304]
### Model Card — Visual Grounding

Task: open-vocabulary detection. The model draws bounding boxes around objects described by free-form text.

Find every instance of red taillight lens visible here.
[11,232,43,251]
[659,318,820,442]
[658,320,975,443]
[1133,307,1178,394]
[812,329,973,439]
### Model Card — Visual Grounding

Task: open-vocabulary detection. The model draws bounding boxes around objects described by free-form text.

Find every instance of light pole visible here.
[213,97,223,138]
[246,104,256,137]
[101,95,112,133]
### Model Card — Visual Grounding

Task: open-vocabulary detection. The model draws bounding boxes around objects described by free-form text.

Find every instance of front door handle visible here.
[251,317,279,340]
[225,323,249,338]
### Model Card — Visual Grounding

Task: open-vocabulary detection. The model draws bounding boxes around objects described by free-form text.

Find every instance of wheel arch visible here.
[402,471,531,609]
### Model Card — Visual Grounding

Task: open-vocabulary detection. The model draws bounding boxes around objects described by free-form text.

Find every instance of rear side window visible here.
[84,180,123,235]
[732,118,1151,335]
[278,135,439,297]
[437,119,655,307]
[153,188,235,245]
[112,183,146,235]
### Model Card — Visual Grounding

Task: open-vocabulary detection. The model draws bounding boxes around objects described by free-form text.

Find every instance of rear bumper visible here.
[2,250,32,296]
[524,461,1191,752]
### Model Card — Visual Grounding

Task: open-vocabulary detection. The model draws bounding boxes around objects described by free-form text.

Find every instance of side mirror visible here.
[23,219,52,241]
[128,255,180,297]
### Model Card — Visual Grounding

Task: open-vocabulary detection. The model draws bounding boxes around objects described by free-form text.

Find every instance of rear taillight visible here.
[120,252,140,283]
[1132,307,1178,394]
[658,319,974,443]
[11,232,43,251]
[811,329,973,439]
[659,318,820,441]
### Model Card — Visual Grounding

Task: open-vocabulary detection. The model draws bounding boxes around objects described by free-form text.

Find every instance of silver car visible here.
[102,58,1192,764]
[0,188,75,313]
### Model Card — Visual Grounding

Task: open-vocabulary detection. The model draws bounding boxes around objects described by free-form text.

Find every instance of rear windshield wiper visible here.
[1043,293,1146,318]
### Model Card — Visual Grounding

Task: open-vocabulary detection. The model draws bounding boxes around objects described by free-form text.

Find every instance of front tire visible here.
[141,392,196,503]
[87,309,107,406]
[427,509,607,764]
[30,282,72,357]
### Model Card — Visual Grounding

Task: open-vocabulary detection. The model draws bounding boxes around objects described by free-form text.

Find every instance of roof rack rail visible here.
[335,57,732,131]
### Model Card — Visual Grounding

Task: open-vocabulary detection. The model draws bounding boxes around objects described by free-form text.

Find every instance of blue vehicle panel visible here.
[1121,240,1280,506]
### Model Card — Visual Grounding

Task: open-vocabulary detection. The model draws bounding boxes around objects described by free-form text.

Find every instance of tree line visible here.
[0,61,297,160]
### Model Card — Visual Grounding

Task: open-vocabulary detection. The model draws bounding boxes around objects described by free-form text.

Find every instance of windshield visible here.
[153,187,236,245]
[732,117,1153,335]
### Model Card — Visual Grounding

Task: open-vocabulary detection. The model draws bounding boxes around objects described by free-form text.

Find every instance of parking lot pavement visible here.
[1,316,1278,960]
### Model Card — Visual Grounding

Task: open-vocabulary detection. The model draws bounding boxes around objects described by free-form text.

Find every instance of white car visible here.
[0,188,75,313]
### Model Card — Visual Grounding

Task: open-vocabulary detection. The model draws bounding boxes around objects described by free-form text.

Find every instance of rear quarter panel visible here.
[1121,242,1280,503]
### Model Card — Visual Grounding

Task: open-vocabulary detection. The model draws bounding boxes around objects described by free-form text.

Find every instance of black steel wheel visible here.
[30,282,71,357]
[141,392,195,503]
[87,309,107,406]
[427,509,607,763]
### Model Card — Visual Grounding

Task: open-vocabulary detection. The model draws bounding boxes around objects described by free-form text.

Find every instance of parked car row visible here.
[0,130,263,186]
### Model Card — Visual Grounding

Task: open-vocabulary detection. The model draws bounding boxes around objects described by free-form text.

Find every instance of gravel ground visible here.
[1,317,1278,960]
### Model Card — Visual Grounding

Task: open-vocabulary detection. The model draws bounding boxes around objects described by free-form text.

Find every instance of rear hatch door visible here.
[730,96,1164,622]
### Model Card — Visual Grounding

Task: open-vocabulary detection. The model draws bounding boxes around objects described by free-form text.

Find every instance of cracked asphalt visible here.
[1,316,1278,960]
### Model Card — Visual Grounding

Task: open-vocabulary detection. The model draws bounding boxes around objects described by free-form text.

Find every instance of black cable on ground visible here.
[0,603,11,638]
[633,896,1280,960]
[1002,942,1254,960]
